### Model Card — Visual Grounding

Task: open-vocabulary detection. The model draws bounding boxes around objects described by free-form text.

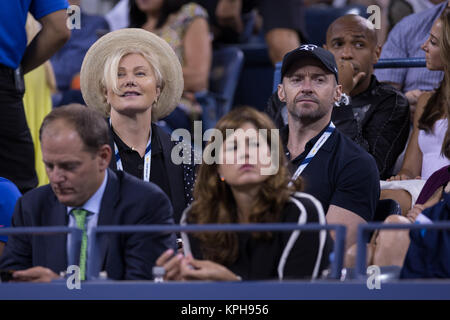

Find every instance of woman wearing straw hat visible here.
[80,28,195,223]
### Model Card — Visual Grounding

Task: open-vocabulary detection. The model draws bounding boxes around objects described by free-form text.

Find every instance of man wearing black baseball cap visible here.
[277,44,380,252]
[280,44,339,82]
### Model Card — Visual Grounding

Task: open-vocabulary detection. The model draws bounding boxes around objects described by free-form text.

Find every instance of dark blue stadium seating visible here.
[374,199,401,222]
[209,46,244,118]
[304,5,368,46]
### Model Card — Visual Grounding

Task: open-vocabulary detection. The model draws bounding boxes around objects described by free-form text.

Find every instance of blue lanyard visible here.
[291,122,335,182]
[110,119,152,182]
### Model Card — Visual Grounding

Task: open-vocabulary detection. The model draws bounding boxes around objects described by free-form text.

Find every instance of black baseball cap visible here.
[280,44,339,82]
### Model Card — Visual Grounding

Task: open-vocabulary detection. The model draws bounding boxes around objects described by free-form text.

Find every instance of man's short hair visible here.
[39,104,110,154]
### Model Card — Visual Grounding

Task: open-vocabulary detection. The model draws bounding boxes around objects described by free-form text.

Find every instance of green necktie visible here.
[71,208,90,281]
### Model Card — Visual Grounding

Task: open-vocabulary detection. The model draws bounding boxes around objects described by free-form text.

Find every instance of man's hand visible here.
[180,255,240,281]
[337,60,366,95]
[12,266,60,283]
[216,0,244,33]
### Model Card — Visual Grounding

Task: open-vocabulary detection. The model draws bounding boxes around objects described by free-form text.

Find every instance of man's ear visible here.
[334,83,343,103]
[323,43,328,50]
[277,83,286,102]
[373,45,381,64]
[97,144,112,171]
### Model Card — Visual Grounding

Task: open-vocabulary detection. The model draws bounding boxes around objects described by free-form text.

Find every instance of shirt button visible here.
[138,164,144,170]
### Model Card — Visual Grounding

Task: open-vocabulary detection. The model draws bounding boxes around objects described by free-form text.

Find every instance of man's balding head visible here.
[326,14,378,47]
[324,14,381,96]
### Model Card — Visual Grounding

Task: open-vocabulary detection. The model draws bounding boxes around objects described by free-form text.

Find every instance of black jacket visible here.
[109,123,195,223]
[182,192,333,280]
[0,169,175,280]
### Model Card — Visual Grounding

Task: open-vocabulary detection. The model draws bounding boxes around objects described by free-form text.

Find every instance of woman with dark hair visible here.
[129,0,212,132]
[380,7,450,215]
[349,9,450,269]
[156,107,333,281]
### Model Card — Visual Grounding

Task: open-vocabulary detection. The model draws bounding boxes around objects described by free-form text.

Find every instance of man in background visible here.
[0,0,70,194]
[0,105,176,282]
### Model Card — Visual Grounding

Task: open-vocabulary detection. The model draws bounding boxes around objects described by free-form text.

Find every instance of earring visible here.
[220,176,225,182]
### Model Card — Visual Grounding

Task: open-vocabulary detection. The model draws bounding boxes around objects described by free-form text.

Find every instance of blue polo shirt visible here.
[0,178,22,243]
[0,0,69,69]
[282,123,380,222]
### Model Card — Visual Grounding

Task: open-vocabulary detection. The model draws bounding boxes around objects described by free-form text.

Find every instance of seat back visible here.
[209,46,244,118]
[374,198,401,222]
[305,5,368,46]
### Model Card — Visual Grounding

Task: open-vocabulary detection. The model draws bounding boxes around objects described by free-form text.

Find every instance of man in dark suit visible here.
[0,104,176,282]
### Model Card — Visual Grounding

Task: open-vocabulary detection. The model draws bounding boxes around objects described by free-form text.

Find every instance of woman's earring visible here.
[220,176,225,182]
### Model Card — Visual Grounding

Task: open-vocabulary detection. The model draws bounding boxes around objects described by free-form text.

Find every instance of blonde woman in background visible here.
[23,14,57,186]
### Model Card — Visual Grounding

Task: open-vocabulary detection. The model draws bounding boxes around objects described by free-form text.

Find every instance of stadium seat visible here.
[304,4,368,46]
[233,43,273,111]
[374,198,402,222]
[206,46,244,121]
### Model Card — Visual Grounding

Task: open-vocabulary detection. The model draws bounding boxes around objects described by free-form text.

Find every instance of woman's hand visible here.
[405,89,424,119]
[155,249,184,281]
[406,204,425,223]
[179,255,241,281]
[387,172,421,181]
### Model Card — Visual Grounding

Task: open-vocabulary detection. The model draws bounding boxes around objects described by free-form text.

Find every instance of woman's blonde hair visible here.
[187,106,302,265]
[101,48,165,115]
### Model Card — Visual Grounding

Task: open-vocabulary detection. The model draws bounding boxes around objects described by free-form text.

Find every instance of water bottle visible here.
[152,266,165,283]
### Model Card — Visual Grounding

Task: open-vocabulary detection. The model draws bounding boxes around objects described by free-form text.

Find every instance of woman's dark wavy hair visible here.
[418,7,450,155]
[187,106,303,266]
[129,0,187,29]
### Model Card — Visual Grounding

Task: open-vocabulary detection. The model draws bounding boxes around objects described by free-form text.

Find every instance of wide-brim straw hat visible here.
[80,28,183,121]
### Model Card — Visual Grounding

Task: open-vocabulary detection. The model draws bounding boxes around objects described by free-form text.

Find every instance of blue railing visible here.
[355,222,450,277]
[374,58,426,69]
[273,58,427,92]
[2,224,450,299]
[0,226,81,239]
[0,224,346,281]
[88,223,347,280]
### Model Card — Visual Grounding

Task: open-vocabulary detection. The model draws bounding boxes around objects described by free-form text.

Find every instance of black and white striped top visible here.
[180,192,333,280]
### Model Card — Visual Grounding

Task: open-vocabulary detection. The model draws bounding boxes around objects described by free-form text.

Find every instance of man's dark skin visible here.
[324,14,381,97]
[322,14,410,180]
[22,9,71,74]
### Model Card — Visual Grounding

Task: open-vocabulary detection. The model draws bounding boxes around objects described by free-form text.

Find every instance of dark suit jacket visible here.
[108,123,194,223]
[0,169,176,280]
